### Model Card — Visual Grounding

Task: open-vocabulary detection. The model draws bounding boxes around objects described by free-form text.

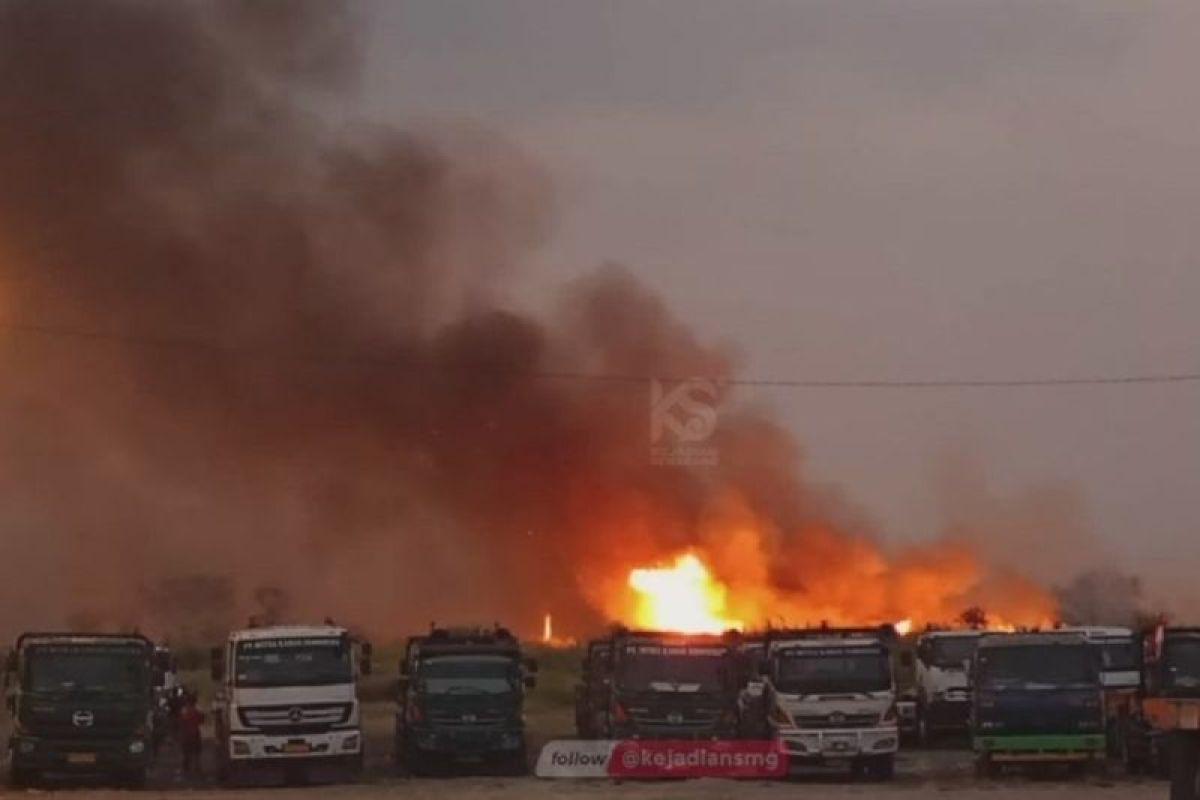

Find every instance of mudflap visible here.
[1170,731,1200,800]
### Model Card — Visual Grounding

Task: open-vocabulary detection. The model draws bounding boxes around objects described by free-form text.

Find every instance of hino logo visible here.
[461,713,477,723]
[288,707,304,723]
[72,710,95,728]
[667,712,684,725]
[829,712,846,725]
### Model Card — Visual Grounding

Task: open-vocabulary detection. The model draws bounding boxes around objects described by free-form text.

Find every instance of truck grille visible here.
[237,703,351,733]
[429,710,510,728]
[793,712,879,729]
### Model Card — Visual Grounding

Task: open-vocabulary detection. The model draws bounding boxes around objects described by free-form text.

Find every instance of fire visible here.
[591,492,1059,636]
[542,612,553,643]
[627,552,743,634]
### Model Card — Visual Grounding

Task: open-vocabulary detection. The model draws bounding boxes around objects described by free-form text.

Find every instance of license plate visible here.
[67,752,97,765]
[824,736,856,753]
[283,742,311,754]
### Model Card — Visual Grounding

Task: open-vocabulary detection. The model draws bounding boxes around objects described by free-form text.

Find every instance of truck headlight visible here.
[129,740,146,755]
[342,734,360,752]
[18,739,36,754]
[232,739,251,756]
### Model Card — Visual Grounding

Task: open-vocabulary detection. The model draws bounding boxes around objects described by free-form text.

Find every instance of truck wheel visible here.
[916,705,930,748]
[9,766,39,788]
[1169,731,1199,800]
[506,747,529,776]
[867,754,895,781]
[119,768,147,790]
[974,753,998,779]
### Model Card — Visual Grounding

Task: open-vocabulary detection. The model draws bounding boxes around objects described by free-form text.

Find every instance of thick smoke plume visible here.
[0,0,1055,642]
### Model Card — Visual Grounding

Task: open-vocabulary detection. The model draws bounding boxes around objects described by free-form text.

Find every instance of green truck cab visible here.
[4,632,158,788]
[394,626,536,775]
[971,632,1105,777]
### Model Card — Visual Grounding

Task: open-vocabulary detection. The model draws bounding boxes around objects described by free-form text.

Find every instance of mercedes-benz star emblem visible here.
[72,710,95,728]
[288,707,304,723]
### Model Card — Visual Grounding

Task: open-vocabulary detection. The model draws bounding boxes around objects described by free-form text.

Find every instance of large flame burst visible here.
[628,553,743,634]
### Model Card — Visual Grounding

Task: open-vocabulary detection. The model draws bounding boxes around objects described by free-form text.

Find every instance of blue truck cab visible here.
[971,632,1105,777]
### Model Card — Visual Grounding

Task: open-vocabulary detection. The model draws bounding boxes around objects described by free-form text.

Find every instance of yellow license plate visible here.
[67,753,97,765]
[283,742,311,754]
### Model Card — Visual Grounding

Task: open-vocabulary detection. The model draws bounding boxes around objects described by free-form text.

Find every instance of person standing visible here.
[177,689,206,779]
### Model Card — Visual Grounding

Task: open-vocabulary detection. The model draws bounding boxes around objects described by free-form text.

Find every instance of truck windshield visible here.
[418,655,518,695]
[1165,638,1200,690]
[1096,639,1137,672]
[235,637,351,688]
[25,646,147,697]
[774,646,890,694]
[926,636,980,669]
[976,645,1095,690]
[616,644,725,691]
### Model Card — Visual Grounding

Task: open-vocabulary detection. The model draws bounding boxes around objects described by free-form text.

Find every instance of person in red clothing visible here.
[176,689,205,778]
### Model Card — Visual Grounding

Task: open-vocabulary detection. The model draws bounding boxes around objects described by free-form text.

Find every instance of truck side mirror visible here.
[399,659,410,677]
[4,651,15,674]
[210,647,225,682]
[360,642,373,676]
[525,657,539,674]
[524,675,537,689]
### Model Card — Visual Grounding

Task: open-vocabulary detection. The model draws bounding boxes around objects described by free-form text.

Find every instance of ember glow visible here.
[542,612,553,643]
[627,552,743,634]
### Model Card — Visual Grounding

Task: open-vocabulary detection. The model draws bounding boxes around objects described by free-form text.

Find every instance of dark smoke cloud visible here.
[0,0,1057,641]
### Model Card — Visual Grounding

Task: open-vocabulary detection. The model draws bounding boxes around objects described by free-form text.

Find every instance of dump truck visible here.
[912,629,982,744]
[394,625,536,775]
[1058,626,1138,756]
[759,625,899,780]
[1118,625,1200,798]
[606,628,741,740]
[970,631,1105,777]
[210,624,372,785]
[4,632,158,788]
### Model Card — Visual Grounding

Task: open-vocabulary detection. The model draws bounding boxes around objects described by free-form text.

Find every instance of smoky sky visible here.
[363,0,1200,614]
[0,0,1194,640]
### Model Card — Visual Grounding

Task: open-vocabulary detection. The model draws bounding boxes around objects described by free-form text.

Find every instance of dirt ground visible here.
[0,697,1169,798]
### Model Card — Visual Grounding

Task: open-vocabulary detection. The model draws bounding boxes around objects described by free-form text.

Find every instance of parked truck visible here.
[1119,625,1200,798]
[913,629,982,744]
[1058,626,1138,756]
[970,631,1105,777]
[209,624,372,785]
[4,632,158,788]
[606,628,741,740]
[394,625,536,775]
[759,625,899,780]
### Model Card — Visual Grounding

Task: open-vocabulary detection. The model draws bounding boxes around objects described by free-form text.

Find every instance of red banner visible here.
[608,739,788,778]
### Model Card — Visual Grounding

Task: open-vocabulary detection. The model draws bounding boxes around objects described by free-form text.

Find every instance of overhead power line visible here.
[1,318,1198,389]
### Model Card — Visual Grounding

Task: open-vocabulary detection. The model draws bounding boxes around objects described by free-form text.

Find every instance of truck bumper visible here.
[924,699,971,731]
[777,726,899,761]
[406,727,525,757]
[974,733,1106,762]
[226,728,362,762]
[9,735,150,774]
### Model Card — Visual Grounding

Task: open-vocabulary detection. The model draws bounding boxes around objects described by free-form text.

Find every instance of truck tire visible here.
[9,766,39,789]
[118,767,147,790]
[1170,731,1200,800]
[867,754,895,781]
[916,703,930,748]
[974,753,998,779]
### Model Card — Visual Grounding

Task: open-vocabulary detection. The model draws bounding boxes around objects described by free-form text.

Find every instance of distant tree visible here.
[960,607,989,630]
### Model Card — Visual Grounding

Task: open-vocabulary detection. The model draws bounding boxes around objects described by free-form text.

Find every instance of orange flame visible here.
[542,612,553,643]
[627,552,743,634]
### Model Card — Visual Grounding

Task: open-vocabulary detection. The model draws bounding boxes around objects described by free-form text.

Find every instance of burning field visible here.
[0,0,1059,642]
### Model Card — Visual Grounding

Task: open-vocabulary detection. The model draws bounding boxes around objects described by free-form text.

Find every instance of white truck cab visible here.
[913,629,982,744]
[210,624,372,784]
[761,626,899,780]
[1057,626,1139,689]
